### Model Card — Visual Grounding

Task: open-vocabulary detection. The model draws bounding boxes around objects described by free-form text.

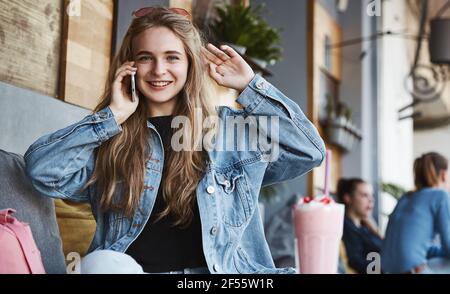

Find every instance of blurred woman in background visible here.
[337,178,383,274]
[382,152,450,274]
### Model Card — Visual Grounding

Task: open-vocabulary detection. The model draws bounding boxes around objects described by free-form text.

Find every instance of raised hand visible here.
[202,44,255,93]
[109,61,140,124]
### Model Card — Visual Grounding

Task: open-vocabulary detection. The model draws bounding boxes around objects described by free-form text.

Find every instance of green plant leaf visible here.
[381,182,407,200]
[209,1,283,63]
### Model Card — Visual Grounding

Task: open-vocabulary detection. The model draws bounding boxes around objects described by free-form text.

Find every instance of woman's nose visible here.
[151,60,167,76]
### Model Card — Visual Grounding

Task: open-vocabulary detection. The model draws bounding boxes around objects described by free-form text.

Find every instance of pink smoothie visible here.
[293,196,344,274]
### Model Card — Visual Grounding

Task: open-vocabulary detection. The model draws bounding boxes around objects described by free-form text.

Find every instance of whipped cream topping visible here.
[295,195,338,211]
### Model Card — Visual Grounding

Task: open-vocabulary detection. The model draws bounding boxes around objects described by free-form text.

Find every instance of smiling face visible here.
[132,26,189,117]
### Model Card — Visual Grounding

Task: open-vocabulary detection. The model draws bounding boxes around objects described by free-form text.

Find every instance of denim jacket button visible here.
[224,180,230,187]
[206,186,215,194]
[210,226,217,235]
[98,112,108,119]
[213,264,220,272]
[256,81,265,90]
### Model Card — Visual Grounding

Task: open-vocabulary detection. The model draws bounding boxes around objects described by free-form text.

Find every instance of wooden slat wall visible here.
[311,2,342,125]
[170,0,193,15]
[0,0,62,98]
[60,0,114,110]
[308,1,343,196]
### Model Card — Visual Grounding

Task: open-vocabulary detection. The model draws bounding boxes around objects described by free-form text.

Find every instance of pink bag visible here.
[0,208,46,274]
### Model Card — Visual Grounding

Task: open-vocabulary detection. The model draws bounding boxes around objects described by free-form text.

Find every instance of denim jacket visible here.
[25,75,325,274]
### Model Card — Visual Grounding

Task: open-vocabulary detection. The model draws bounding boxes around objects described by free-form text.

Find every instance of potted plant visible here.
[209,1,283,67]
[381,182,407,200]
[326,100,346,149]
[325,96,362,152]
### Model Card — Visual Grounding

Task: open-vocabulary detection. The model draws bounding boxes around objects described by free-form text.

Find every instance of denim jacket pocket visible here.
[214,170,253,227]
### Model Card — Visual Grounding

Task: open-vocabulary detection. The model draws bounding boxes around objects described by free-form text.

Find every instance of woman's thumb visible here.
[209,63,221,81]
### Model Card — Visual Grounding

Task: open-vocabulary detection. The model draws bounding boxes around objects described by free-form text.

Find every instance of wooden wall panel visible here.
[313,144,342,194]
[308,0,343,196]
[60,0,114,110]
[170,0,193,14]
[0,0,62,97]
[314,3,342,81]
[311,1,342,126]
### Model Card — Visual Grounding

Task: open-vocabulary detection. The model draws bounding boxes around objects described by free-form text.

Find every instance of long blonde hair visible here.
[86,8,217,226]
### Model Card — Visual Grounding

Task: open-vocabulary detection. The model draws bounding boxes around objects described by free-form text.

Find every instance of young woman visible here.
[337,178,383,274]
[382,152,450,274]
[24,7,325,274]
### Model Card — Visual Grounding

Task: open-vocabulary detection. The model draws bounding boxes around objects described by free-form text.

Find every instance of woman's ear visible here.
[343,193,352,206]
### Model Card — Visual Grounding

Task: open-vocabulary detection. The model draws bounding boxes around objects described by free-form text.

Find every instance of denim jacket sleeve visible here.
[24,107,122,202]
[236,74,325,186]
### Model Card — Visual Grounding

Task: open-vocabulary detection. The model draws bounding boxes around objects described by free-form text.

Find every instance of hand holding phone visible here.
[109,61,139,125]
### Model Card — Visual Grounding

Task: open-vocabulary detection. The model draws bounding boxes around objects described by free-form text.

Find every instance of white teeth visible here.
[149,81,171,87]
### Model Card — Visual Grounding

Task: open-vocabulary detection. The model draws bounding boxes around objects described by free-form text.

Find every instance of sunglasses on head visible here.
[132,7,190,19]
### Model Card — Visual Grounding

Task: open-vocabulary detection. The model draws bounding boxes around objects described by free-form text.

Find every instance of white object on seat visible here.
[80,250,144,274]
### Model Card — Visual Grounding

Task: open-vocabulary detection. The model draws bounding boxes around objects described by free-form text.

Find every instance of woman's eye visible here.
[167,55,179,61]
[138,56,152,61]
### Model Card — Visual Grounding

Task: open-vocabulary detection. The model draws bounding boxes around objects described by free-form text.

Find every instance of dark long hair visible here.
[414,152,448,190]
[336,178,381,238]
[336,178,366,204]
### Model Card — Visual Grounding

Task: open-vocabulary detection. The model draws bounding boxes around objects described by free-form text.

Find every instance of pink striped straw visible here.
[324,150,332,196]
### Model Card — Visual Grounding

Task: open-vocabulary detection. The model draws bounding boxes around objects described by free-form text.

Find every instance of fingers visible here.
[208,63,223,83]
[114,61,137,83]
[201,47,222,65]
[115,61,137,76]
[205,43,232,63]
[215,64,226,76]
[218,45,239,58]
[117,61,136,72]
[114,68,137,84]
[202,43,241,68]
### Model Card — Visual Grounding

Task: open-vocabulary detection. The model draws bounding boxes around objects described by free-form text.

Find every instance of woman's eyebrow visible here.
[135,50,152,56]
[135,50,183,56]
[164,50,183,55]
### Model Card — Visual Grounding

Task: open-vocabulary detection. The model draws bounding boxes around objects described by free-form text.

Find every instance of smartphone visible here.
[130,74,137,102]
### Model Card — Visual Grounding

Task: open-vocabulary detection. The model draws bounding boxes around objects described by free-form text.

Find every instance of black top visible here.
[125,115,207,273]
[342,216,383,274]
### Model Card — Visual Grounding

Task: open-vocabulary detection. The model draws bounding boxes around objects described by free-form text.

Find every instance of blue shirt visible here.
[381,188,450,273]
[24,75,325,274]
